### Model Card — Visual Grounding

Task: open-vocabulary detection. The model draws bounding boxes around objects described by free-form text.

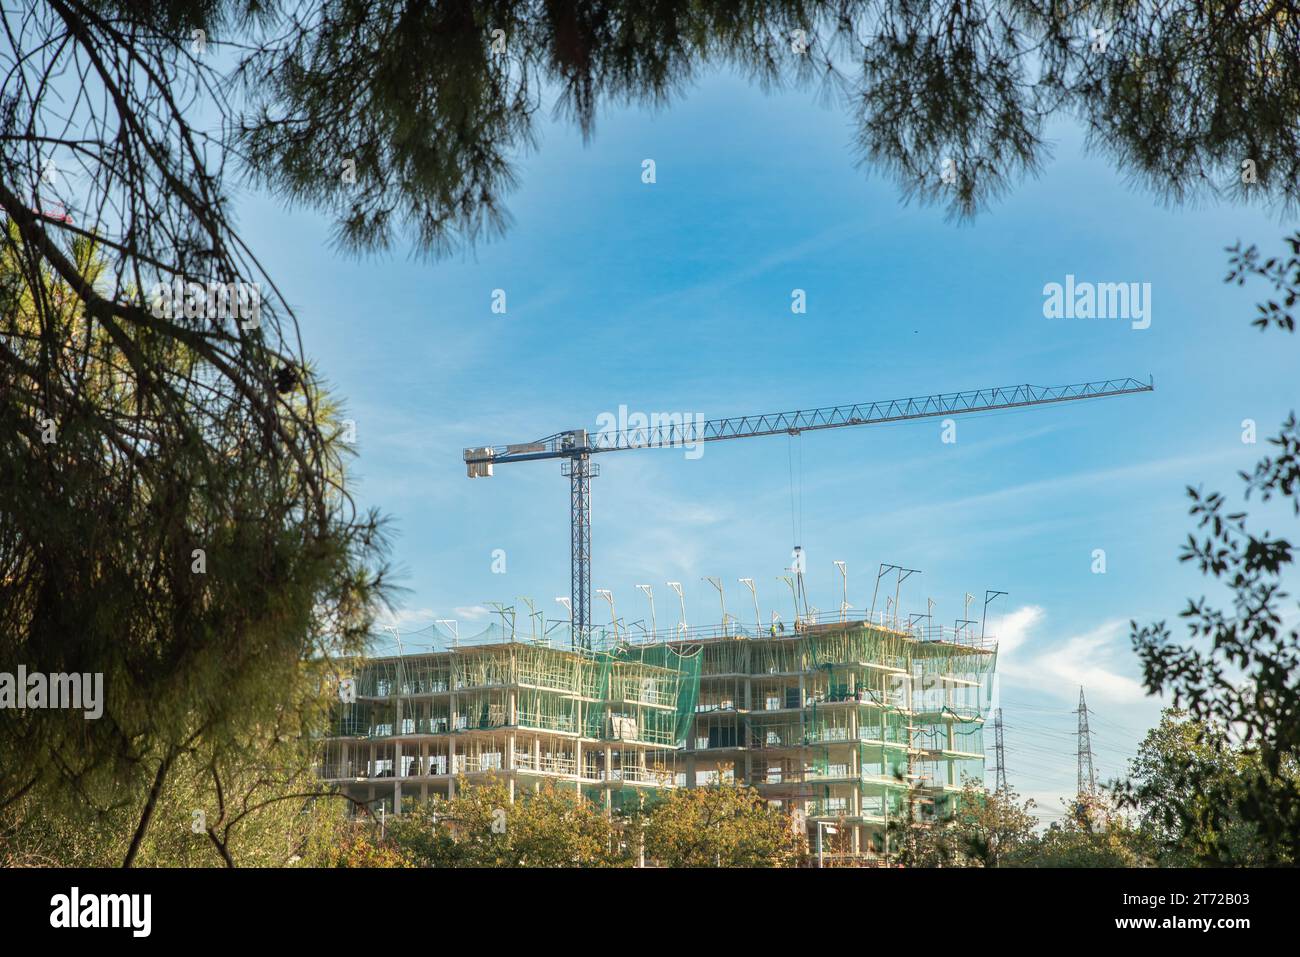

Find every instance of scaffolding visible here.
[319,639,700,815]
[316,617,996,862]
[674,621,996,860]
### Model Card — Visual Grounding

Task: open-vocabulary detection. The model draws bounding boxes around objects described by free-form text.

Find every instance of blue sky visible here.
[239,67,1297,823]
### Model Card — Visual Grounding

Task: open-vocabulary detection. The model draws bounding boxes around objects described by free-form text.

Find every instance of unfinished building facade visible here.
[318,617,995,861]
[678,620,996,858]
[318,642,700,814]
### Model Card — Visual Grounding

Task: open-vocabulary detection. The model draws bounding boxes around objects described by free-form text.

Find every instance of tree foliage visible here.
[640,784,805,867]
[883,782,1037,867]
[1010,791,1146,868]
[388,775,626,868]
[1,744,364,867]
[883,782,1148,868]
[885,789,958,866]
[300,804,413,868]
[229,0,1300,232]
[8,2,1300,269]
[947,781,1038,867]
[0,175,390,865]
[1120,708,1284,866]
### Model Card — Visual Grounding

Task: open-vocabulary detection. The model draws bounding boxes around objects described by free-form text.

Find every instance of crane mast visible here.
[465,376,1153,648]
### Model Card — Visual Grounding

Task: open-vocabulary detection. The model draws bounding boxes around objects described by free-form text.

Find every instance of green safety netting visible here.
[582,782,673,815]
[581,643,701,747]
[331,639,702,749]
[804,704,911,747]
[802,625,910,672]
[720,623,998,814]
[910,641,998,720]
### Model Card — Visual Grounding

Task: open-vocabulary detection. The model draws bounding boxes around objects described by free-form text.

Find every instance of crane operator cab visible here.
[560,429,588,453]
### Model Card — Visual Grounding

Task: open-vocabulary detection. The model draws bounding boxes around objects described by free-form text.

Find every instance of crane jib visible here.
[462,377,1154,464]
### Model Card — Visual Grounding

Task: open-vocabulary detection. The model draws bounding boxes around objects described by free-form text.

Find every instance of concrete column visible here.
[575,700,583,793]
[948,719,956,786]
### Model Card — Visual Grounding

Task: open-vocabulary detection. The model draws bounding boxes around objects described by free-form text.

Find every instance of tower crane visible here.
[464,376,1153,648]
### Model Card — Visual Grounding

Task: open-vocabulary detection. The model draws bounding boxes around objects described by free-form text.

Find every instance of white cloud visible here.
[992,604,1044,658]
[375,606,437,628]
[376,604,493,630]
[1035,620,1147,703]
[996,604,1146,705]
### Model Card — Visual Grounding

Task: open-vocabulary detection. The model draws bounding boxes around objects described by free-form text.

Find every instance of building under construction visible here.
[319,639,701,814]
[318,611,996,861]
[388,378,1143,858]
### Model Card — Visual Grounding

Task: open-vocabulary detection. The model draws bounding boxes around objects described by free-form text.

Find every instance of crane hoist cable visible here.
[787,435,795,546]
